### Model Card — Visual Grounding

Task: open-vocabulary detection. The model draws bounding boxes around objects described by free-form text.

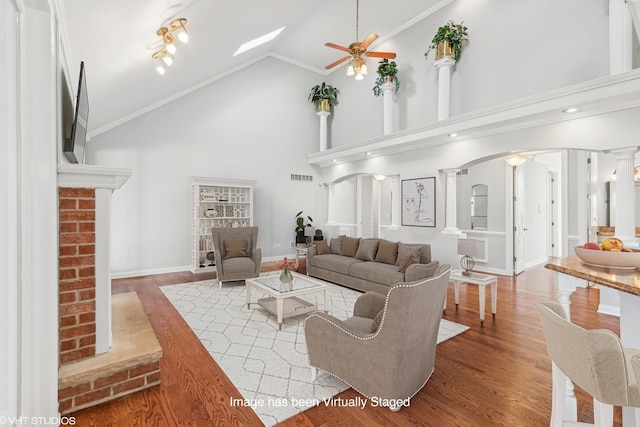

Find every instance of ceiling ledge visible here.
[307,68,640,167]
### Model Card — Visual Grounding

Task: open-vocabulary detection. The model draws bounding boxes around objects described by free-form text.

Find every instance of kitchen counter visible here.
[545,255,640,296]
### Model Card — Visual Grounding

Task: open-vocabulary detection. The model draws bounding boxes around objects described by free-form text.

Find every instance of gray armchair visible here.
[304,264,451,411]
[211,226,262,289]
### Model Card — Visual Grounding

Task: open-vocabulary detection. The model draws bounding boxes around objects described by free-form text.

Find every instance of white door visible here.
[548,171,559,257]
[513,165,526,274]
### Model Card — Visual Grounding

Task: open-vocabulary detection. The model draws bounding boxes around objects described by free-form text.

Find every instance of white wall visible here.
[323,0,609,147]
[88,57,327,275]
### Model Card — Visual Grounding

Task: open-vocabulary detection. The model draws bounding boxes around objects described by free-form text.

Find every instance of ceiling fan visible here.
[324,0,396,80]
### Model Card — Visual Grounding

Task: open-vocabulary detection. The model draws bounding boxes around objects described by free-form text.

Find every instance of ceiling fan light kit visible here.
[324,0,396,80]
[152,18,189,75]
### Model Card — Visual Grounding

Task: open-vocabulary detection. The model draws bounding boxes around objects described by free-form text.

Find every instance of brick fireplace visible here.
[56,164,162,414]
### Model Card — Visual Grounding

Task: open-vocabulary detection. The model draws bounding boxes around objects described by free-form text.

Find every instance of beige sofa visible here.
[306,235,439,295]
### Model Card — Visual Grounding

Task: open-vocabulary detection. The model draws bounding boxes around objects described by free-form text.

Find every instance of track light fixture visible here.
[152,18,189,75]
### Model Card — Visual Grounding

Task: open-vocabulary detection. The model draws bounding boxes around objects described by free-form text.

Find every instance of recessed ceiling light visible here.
[562,107,578,113]
[331,159,337,163]
[364,152,372,155]
[233,27,285,56]
[448,133,458,137]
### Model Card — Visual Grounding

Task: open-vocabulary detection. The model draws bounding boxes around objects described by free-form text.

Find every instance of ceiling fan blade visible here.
[325,42,351,53]
[365,51,397,59]
[325,56,351,69]
[360,33,378,50]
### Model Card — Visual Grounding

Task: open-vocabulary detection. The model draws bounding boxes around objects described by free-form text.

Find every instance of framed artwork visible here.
[402,177,436,227]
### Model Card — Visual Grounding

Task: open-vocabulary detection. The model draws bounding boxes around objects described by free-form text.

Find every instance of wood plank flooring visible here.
[71,261,622,426]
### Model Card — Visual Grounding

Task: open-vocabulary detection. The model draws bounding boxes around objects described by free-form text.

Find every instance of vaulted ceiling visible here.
[61,0,444,136]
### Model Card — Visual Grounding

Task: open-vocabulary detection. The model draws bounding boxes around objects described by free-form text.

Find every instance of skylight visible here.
[233,27,285,56]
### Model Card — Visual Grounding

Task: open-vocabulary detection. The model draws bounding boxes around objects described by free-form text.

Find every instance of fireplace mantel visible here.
[58,163,132,190]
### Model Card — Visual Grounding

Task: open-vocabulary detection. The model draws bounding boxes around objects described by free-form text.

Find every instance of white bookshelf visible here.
[188,177,256,273]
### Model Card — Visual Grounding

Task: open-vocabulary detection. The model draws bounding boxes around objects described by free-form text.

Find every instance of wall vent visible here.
[290,174,313,182]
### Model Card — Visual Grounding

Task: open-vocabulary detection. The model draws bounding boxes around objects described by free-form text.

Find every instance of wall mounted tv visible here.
[64,61,89,164]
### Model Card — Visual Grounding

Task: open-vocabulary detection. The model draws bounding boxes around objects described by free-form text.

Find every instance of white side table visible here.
[449,270,498,327]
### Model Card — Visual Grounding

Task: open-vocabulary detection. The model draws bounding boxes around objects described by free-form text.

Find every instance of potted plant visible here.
[314,228,324,241]
[295,211,313,244]
[372,59,400,97]
[308,82,339,112]
[424,20,468,61]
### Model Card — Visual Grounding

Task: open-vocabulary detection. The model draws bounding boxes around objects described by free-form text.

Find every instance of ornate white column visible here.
[435,57,456,121]
[390,175,400,230]
[381,81,395,135]
[317,110,330,151]
[610,0,632,74]
[611,148,638,246]
[442,168,462,235]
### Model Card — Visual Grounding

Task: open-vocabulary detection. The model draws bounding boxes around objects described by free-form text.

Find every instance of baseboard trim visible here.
[112,265,192,279]
[111,255,301,279]
[597,304,621,317]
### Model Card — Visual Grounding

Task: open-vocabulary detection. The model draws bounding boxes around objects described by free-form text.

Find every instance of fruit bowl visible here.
[574,246,640,269]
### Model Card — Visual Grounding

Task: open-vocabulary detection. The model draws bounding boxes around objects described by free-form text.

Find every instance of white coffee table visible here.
[245,271,330,330]
[449,269,498,327]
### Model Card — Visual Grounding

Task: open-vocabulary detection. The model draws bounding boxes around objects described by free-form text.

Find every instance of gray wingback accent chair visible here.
[211,226,261,289]
[538,301,640,427]
[304,264,451,411]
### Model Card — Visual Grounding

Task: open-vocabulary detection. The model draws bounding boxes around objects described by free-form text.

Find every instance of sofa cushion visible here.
[315,240,332,255]
[349,261,404,286]
[375,239,398,265]
[222,256,256,273]
[371,309,384,333]
[398,249,421,273]
[355,238,380,261]
[396,243,420,266]
[224,239,248,259]
[341,236,360,258]
[329,236,343,255]
[310,254,364,275]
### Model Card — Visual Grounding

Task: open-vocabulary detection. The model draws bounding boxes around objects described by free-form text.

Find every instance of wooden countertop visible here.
[545,256,640,296]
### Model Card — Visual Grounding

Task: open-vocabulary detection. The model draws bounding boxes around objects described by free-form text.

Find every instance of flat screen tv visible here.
[64,61,89,164]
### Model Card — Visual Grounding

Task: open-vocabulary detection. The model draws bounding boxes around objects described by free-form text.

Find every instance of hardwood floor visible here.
[71,261,622,426]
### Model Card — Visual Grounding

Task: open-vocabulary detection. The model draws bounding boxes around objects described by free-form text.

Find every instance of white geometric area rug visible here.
[161,276,469,426]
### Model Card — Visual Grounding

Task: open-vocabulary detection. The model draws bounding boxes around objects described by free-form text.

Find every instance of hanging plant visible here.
[372,59,400,97]
[424,20,468,61]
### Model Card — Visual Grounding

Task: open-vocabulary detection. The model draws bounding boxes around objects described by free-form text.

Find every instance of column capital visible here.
[441,168,460,176]
[434,56,456,69]
[608,147,638,159]
[316,111,330,118]
[381,82,396,94]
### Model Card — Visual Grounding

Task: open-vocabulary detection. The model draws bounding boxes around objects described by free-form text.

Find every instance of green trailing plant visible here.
[372,59,400,97]
[295,211,313,232]
[424,20,468,61]
[308,82,339,107]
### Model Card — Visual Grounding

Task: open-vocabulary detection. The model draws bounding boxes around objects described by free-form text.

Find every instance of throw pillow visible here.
[329,236,343,255]
[396,243,423,266]
[315,239,332,255]
[371,309,384,333]
[375,239,399,265]
[398,249,421,273]
[224,239,248,259]
[341,236,360,258]
[355,238,380,261]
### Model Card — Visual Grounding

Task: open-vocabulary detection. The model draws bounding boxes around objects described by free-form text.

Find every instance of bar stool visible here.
[538,301,640,426]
